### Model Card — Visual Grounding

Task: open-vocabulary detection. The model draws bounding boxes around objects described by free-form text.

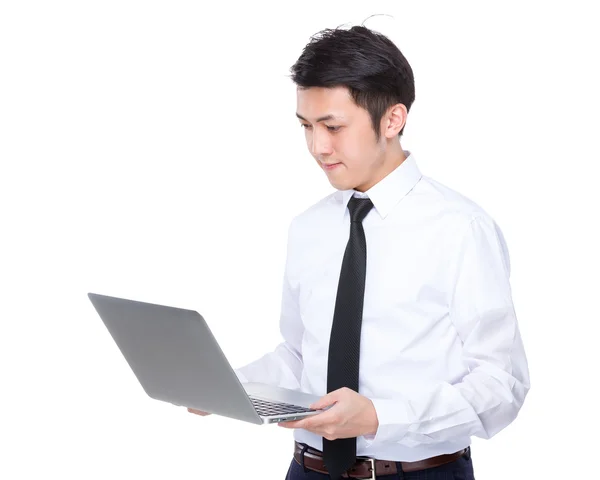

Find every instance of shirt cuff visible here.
[362,397,410,449]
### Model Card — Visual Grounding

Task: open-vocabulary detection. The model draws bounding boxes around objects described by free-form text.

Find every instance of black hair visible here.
[290,25,415,140]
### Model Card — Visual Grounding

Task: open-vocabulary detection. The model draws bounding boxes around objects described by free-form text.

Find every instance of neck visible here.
[354,142,407,193]
[385,140,407,170]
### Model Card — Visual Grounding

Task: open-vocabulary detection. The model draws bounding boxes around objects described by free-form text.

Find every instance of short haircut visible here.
[290,25,415,140]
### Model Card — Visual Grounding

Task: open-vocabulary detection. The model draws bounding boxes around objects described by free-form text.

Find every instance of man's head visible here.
[290,25,415,192]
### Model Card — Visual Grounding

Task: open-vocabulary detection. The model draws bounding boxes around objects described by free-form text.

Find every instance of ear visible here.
[381,103,408,139]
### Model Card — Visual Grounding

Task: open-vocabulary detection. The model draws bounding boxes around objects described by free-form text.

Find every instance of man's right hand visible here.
[187,408,211,416]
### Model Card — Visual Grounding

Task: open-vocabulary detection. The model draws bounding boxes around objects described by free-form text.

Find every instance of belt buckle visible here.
[367,458,376,480]
[354,457,376,480]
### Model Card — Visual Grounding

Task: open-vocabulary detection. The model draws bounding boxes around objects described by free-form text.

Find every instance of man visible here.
[189,25,530,479]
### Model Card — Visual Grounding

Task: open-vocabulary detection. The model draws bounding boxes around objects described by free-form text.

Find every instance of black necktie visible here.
[323,196,374,480]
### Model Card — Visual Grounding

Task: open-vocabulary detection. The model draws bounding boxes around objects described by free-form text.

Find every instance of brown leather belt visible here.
[294,441,468,478]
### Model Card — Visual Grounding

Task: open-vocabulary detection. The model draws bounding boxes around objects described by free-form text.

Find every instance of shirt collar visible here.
[337,150,422,220]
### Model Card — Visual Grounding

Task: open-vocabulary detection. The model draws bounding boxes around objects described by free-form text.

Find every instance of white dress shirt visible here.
[235,150,530,462]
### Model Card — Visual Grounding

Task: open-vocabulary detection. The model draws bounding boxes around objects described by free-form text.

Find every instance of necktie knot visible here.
[348,197,374,223]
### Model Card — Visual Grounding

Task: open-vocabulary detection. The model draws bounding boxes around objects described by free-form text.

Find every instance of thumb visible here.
[309,392,338,410]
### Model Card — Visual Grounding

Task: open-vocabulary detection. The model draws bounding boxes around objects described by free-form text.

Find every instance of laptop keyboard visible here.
[249,396,315,417]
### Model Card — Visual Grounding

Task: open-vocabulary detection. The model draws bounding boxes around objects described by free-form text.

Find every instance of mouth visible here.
[321,162,342,170]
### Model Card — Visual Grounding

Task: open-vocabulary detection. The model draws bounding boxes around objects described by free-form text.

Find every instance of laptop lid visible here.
[87,293,262,424]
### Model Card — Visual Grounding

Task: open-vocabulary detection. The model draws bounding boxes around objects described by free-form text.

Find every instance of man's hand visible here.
[187,408,211,416]
[278,387,379,440]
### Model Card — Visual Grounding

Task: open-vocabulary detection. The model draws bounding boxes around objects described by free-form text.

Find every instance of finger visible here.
[187,408,210,416]
[278,419,305,429]
[283,410,335,433]
[309,392,339,410]
[302,409,338,430]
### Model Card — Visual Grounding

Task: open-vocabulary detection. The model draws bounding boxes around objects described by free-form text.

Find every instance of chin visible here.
[330,180,353,191]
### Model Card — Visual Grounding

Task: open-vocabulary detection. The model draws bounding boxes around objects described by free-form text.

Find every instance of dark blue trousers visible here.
[285,446,475,480]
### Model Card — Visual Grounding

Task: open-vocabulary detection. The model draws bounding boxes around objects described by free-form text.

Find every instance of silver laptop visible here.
[87,293,324,424]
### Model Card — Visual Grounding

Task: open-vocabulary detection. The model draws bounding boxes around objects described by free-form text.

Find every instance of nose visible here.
[310,129,334,158]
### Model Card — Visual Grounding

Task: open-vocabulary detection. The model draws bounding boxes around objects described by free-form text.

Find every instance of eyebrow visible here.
[295,113,343,123]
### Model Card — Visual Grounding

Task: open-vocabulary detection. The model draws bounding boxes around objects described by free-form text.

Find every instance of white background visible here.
[1,1,598,478]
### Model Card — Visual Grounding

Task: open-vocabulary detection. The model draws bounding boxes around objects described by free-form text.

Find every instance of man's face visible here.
[296,86,386,192]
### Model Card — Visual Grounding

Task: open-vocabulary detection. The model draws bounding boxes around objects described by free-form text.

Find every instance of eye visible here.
[326,125,341,132]
[300,124,312,130]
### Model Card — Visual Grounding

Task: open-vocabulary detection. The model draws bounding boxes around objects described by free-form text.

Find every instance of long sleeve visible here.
[234,218,305,391]
[364,214,531,448]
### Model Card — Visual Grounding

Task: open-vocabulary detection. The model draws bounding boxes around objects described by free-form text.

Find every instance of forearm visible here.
[366,358,529,447]
[235,341,303,390]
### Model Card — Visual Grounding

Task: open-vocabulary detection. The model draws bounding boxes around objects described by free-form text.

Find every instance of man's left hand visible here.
[278,387,379,440]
